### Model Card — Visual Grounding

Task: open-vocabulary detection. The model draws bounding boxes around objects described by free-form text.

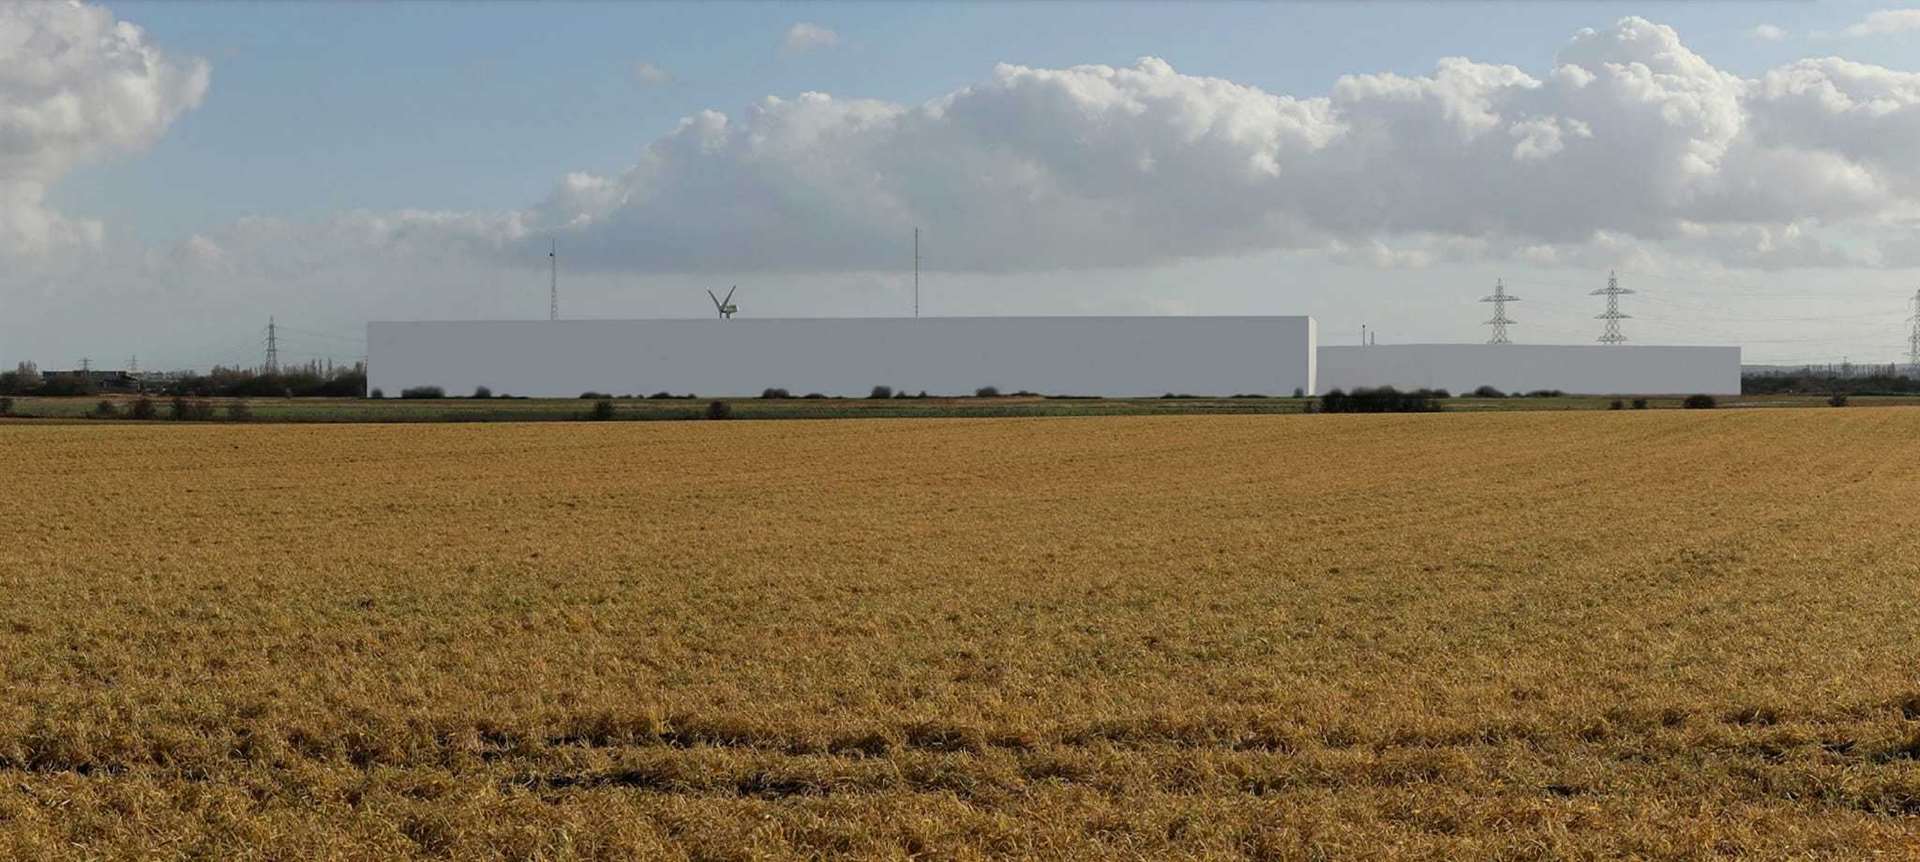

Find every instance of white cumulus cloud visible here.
[1839,9,1920,38]
[0,0,208,255]
[632,61,672,86]
[782,22,839,54]
[1748,24,1788,42]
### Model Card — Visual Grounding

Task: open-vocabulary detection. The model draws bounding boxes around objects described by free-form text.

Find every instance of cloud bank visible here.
[16,9,1920,278]
[0,0,207,255]
[492,18,1920,274]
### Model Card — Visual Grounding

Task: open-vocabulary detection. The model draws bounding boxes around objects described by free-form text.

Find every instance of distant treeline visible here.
[0,361,366,398]
[166,364,367,398]
[1742,370,1920,396]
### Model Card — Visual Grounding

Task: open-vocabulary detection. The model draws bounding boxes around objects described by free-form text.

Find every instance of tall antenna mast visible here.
[1908,288,1920,373]
[265,316,279,373]
[1480,278,1519,344]
[914,227,920,318]
[1592,270,1633,344]
[549,238,558,322]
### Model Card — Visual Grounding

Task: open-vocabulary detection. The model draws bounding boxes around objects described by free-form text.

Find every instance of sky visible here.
[5,0,1920,371]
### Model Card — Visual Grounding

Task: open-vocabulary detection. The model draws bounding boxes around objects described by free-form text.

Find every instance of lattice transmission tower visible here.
[265,316,279,373]
[1592,270,1633,344]
[1908,288,1920,372]
[1480,278,1519,344]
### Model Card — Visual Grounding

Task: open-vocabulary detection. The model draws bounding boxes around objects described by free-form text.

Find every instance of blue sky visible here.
[60,0,1909,246]
[8,1,1920,368]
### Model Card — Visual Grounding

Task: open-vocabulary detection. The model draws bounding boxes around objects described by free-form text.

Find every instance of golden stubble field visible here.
[4,410,1920,859]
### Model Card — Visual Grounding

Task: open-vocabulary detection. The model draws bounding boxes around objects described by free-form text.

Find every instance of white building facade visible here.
[1317,344,1741,395]
[367,316,1320,398]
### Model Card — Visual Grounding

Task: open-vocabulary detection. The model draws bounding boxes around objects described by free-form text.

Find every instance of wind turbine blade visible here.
[707,289,720,308]
[724,286,737,304]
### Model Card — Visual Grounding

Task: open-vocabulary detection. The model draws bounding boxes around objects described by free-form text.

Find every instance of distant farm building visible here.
[41,370,144,392]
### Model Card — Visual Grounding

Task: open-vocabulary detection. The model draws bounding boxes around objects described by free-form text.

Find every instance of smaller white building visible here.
[1317,344,1741,395]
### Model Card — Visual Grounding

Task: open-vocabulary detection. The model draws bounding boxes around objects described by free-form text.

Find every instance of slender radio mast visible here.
[549,238,558,321]
[1592,270,1633,344]
[913,227,920,318]
[1480,278,1519,344]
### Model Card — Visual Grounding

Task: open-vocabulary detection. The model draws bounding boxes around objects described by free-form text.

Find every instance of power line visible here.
[1592,270,1633,345]
[1479,278,1518,344]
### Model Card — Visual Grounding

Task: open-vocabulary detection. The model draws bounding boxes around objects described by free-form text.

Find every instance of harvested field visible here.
[4,411,1920,859]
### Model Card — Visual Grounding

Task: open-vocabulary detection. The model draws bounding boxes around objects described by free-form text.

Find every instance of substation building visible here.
[366,317,1740,398]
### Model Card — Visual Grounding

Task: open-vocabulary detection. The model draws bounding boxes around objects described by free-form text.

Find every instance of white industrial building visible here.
[367,317,1741,399]
[367,316,1319,398]
[1319,344,1742,395]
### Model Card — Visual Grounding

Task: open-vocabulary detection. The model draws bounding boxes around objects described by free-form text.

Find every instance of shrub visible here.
[1011,390,1040,397]
[579,391,611,400]
[1472,385,1506,398]
[0,396,12,416]
[588,399,615,420]
[705,400,732,420]
[975,386,1000,398]
[169,396,212,421]
[761,388,791,399]
[1683,394,1717,410]
[894,389,913,399]
[39,374,95,397]
[368,388,384,399]
[1293,388,1306,398]
[803,392,826,399]
[401,386,444,399]
[1319,386,1443,414]
[869,385,893,400]
[472,386,492,399]
[649,391,675,400]
[1632,398,1649,410]
[1828,393,1850,408]
[129,397,158,420]
[1609,399,1625,410]
[92,400,118,418]
[226,401,253,422]
[1526,389,1566,398]
[916,391,928,399]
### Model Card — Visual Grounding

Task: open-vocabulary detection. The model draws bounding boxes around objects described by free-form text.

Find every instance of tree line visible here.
[0,361,366,398]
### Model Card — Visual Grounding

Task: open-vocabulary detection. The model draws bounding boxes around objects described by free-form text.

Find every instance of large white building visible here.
[367,316,1319,398]
[367,317,1741,399]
